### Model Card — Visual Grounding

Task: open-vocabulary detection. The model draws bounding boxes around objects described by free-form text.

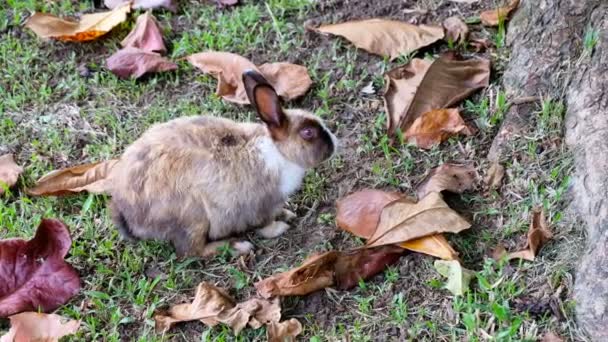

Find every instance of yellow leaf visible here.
[25,3,131,42]
[400,234,459,260]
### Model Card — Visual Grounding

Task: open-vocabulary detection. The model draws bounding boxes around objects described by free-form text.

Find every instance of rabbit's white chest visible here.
[256,137,306,197]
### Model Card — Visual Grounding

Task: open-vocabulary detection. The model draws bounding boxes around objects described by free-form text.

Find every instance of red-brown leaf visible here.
[106,47,177,79]
[404,108,474,149]
[0,219,80,318]
[336,189,402,239]
[334,246,405,290]
[121,11,166,53]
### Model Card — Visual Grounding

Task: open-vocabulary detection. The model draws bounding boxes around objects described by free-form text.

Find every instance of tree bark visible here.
[492,0,607,339]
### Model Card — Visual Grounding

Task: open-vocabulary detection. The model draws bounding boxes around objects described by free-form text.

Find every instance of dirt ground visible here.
[0,0,590,341]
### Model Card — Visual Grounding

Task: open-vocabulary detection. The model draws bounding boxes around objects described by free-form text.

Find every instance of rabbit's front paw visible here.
[258,221,290,239]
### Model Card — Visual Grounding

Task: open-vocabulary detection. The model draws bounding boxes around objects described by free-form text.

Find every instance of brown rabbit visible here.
[108,70,337,258]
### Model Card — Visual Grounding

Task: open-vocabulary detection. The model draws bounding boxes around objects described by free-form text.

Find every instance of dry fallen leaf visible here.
[367,192,471,248]
[105,0,177,11]
[267,319,302,342]
[25,3,131,42]
[121,11,166,53]
[480,0,520,26]
[0,312,80,342]
[490,244,508,261]
[255,246,404,298]
[336,189,459,260]
[405,108,474,149]
[0,219,80,318]
[443,16,468,44]
[484,162,505,189]
[417,163,478,199]
[315,19,444,60]
[187,52,312,104]
[507,209,553,261]
[0,154,23,195]
[541,332,564,342]
[27,159,118,196]
[154,282,299,337]
[434,260,474,296]
[383,58,433,134]
[106,47,177,79]
[216,0,239,7]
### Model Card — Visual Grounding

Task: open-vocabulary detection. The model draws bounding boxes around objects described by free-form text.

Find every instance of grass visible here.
[0,0,589,341]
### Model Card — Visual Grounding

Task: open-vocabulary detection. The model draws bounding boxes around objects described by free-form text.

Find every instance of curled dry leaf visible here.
[367,192,471,248]
[255,246,404,298]
[154,282,297,336]
[27,159,118,196]
[434,260,474,296]
[106,47,177,79]
[0,154,23,195]
[0,312,80,342]
[443,16,468,44]
[121,11,165,53]
[383,53,490,136]
[336,189,459,260]
[105,0,177,12]
[187,52,312,104]
[25,3,131,42]
[484,162,505,190]
[315,19,444,60]
[267,319,302,342]
[0,219,80,317]
[405,108,474,149]
[480,0,520,26]
[507,209,553,261]
[416,163,478,199]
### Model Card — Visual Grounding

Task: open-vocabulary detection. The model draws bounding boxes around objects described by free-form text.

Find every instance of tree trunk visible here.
[492,0,607,339]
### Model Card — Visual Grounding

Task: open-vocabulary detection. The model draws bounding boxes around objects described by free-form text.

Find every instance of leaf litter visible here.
[493,209,553,261]
[434,260,475,296]
[0,154,23,195]
[480,0,521,26]
[27,159,118,196]
[0,312,80,342]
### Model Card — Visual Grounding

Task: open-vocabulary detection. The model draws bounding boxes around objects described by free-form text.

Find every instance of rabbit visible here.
[107,70,337,258]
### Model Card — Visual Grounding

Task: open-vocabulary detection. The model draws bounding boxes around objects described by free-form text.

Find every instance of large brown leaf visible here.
[507,209,553,261]
[416,163,479,199]
[105,0,177,11]
[315,19,444,60]
[154,282,299,337]
[121,11,166,53]
[367,192,471,248]
[0,312,80,342]
[25,4,131,42]
[404,108,474,148]
[480,0,520,26]
[335,189,460,260]
[106,47,177,79]
[0,219,80,317]
[383,58,432,134]
[187,52,312,104]
[27,159,118,196]
[0,154,23,195]
[255,246,404,298]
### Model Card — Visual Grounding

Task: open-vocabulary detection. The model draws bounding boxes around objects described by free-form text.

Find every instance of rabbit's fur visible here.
[108,70,337,258]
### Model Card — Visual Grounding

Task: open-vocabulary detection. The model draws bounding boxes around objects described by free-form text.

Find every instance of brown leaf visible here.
[443,16,468,44]
[484,162,505,189]
[383,58,432,134]
[154,282,295,336]
[480,0,520,26]
[187,52,311,104]
[469,37,493,52]
[490,244,508,261]
[27,159,118,196]
[315,19,444,60]
[267,319,303,342]
[121,11,165,53]
[398,53,490,133]
[400,234,459,260]
[1,312,80,342]
[541,332,564,342]
[25,4,131,42]
[507,209,553,261]
[405,108,474,149]
[105,0,177,12]
[367,192,471,248]
[334,246,405,290]
[336,189,402,239]
[0,154,23,195]
[0,219,81,317]
[416,163,478,199]
[106,47,177,79]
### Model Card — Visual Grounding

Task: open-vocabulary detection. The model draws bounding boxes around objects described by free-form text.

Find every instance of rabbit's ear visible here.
[243,70,288,140]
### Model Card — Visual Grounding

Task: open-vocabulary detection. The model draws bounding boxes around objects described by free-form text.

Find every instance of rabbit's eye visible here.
[299,126,317,141]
